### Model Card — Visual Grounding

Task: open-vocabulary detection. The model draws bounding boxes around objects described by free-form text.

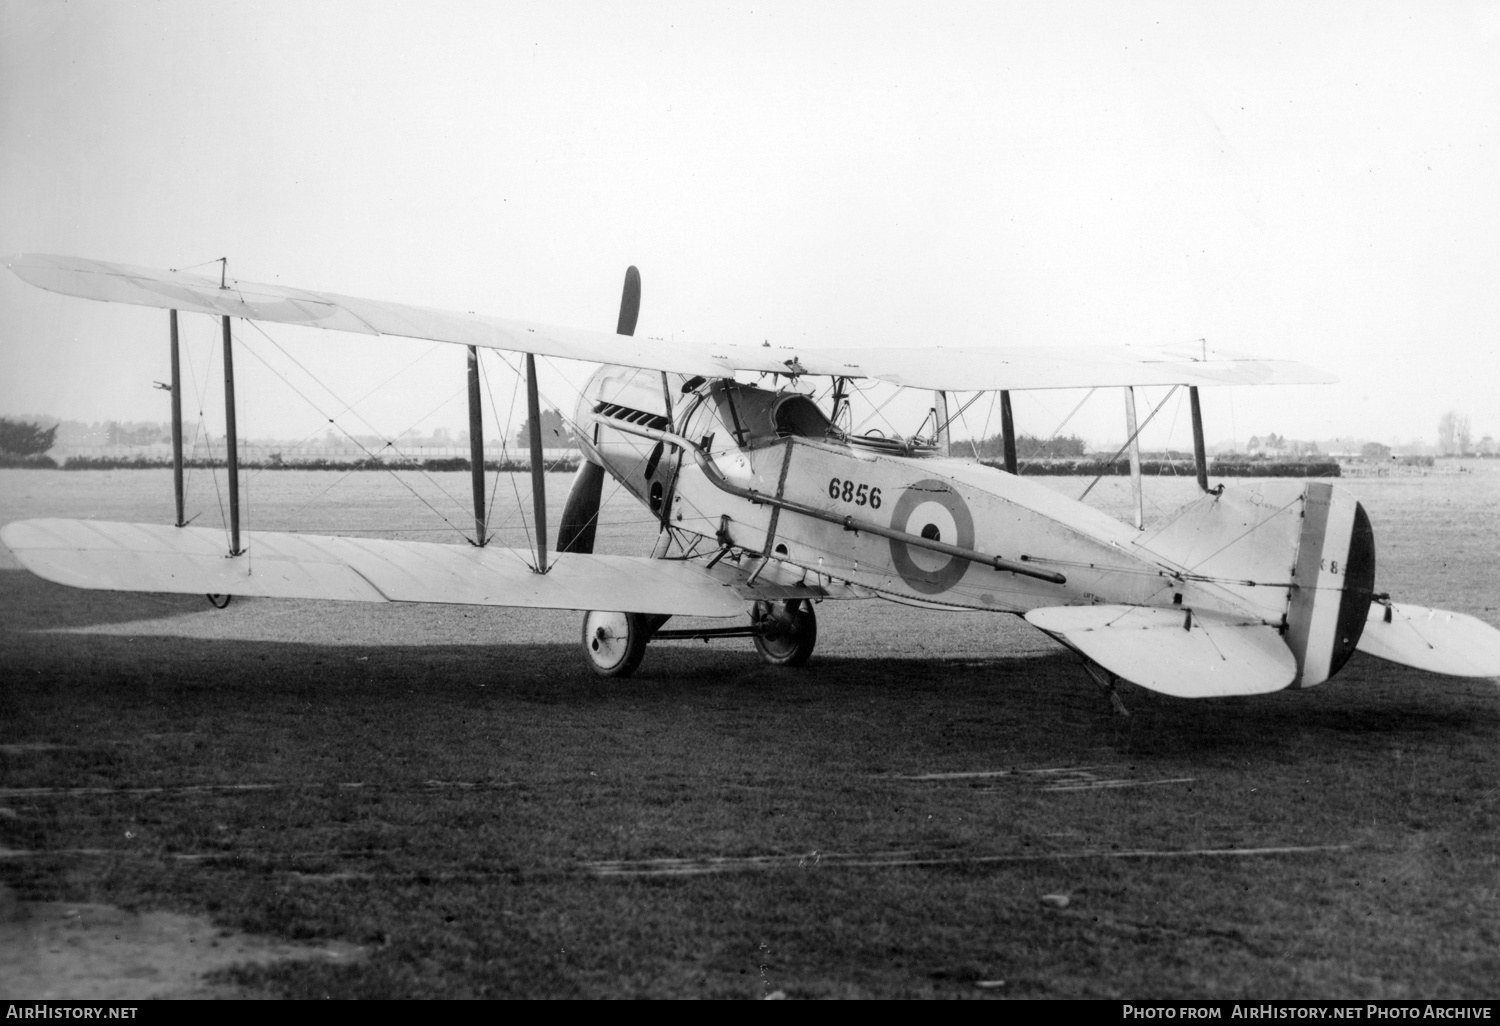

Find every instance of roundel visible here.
[887,480,975,594]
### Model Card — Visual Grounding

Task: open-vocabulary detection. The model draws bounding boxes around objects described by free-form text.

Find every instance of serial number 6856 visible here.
[828,477,882,509]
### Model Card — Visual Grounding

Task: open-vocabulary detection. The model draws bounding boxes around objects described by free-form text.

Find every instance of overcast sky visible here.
[2,0,1496,451]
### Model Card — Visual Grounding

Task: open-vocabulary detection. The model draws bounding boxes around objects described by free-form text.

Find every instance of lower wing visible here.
[0,518,857,616]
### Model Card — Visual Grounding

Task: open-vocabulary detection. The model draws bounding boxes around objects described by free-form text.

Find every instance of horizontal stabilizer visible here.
[1356,601,1500,677]
[1025,604,1296,698]
[0,519,747,617]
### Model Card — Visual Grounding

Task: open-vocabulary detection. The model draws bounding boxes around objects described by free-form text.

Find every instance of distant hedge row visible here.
[0,453,58,468]
[1206,460,1341,477]
[43,455,582,473]
[979,458,1342,478]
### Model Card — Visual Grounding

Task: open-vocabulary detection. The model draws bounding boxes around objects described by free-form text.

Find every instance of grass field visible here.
[1,466,1498,998]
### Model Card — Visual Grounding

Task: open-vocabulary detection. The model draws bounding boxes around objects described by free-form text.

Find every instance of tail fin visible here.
[1136,481,1375,688]
[1283,483,1375,686]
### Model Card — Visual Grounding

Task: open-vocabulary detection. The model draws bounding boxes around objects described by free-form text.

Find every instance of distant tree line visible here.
[958,432,1088,460]
[1243,433,1322,458]
[0,417,57,456]
[514,409,577,449]
[1438,411,1472,456]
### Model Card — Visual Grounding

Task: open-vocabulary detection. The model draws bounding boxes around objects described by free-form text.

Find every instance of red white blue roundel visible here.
[887,480,974,594]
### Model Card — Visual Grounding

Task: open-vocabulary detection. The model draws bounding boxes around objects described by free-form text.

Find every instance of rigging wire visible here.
[846,379,910,438]
[949,391,990,459]
[237,319,476,522]
[1179,493,1305,576]
[1018,388,1097,472]
[1163,387,1185,475]
[470,348,546,548]
[943,390,989,440]
[478,348,505,528]
[243,320,463,475]
[532,355,699,547]
[1129,388,1193,525]
[168,256,229,274]
[176,317,212,520]
[186,323,230,551]
[1078,386,1179,501]
[535,354,648,545]
[972,391,996,459]
[475,348,538,569]
[231,325,471,540]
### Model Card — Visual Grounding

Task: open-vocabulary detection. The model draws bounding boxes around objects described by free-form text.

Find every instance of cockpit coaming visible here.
[680,380,834,451]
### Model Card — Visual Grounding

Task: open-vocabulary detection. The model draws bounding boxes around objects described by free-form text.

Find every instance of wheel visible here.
[751,599,817,667]
[582,610,649,678]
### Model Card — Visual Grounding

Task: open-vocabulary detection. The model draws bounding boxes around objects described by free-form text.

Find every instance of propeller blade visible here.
[616,266,641,337]
[557,461,606,554]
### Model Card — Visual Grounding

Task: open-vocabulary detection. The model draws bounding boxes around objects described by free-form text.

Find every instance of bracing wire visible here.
[847,379,911,438]
[475,348,538,569]
[971,391,996,459]
[186,324,230,550]
[232,325,472,541]
[176,319,212,519]
[1018,388,1097,472]
[169,256,229,274]
[237,320,478,523]
[484,347,526,533]
[533,354,683,545]
[1162,387,1186,476]
[948,392,989,459]
[1078,386,1179,501]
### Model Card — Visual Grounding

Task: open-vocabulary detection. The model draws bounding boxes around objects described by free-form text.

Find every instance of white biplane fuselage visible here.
[5,252,1500,704]
[576,364,1378,697]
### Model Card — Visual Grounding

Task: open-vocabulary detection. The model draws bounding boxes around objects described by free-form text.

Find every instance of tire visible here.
[751,599,817,667]
[581,610,649,678]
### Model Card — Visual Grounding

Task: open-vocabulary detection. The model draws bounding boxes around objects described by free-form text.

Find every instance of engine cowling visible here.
[575,365,683,519]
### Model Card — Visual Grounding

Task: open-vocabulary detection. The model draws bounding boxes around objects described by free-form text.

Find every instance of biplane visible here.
[5,253,1500,705]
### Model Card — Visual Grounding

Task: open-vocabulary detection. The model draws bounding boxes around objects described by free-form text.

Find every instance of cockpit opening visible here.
[773,393,834,439]
[682,381,837,450]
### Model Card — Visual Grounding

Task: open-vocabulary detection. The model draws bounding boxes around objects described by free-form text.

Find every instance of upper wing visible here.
[7,253,1335,392]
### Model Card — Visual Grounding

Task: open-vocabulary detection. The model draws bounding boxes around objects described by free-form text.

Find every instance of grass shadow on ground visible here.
[3,589,1498,997]
[0,569,208,633]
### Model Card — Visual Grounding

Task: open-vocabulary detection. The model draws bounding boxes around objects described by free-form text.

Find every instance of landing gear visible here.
[1081,660,1131,718]
[582,610,649,678]
[751,599,817,667]
[579,601,817,676]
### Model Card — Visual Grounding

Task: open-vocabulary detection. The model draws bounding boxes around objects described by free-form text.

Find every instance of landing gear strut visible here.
[1081,660,1131,718]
